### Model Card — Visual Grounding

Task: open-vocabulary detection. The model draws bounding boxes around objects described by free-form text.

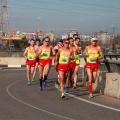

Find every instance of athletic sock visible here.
[43,75,47,82]
[88,82,92,94]
[39,78,43,86]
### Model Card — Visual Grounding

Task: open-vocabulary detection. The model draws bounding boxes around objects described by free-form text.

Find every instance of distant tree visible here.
[19,36,29,50]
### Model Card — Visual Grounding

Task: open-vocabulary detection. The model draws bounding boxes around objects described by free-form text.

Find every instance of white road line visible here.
[6,80,74,120]
[55,84,120,112]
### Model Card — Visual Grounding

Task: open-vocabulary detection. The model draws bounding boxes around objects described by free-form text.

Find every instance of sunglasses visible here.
[65,42,70,44]
[92,40,97,42]
[45,41,49,42]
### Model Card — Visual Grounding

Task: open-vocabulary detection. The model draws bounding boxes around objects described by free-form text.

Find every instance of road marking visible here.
[2,68,26,71]
[55,84,120,112]
[6,80,74,120]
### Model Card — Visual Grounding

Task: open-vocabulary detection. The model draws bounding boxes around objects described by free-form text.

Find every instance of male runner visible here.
[55,39,74,98]
[32,39,40,82]
[83,37,104,98]
[38,37,55,91]
[66,37,79,92]
[73,37,82,89]
[23,39,37,86]
[54,39,63,84]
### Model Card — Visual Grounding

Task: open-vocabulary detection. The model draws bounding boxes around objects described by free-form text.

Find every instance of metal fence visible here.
[99,54,120,73]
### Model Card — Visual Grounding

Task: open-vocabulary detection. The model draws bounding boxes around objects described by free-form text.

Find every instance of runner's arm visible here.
[70,49,75,60]
[51,46,55,56]
[23,48,28,60]
[83,46,88,57]
[37,46,42,58]
[98,47,104,60]
[55,49,60,66]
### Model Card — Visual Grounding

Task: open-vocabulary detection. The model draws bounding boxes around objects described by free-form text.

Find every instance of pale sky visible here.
[8,0,120,36]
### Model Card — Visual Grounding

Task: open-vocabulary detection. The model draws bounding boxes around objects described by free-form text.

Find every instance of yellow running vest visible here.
[86,46,99,63]
[27,47,37,60]
[59,48,70,64]
[40,45,51,59]
[75,46,81,64]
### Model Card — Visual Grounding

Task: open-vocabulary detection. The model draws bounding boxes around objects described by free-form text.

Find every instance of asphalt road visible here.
[0,67,120,120]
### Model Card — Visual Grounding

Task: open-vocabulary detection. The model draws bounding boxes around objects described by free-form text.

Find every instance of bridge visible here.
[0,55,120,120]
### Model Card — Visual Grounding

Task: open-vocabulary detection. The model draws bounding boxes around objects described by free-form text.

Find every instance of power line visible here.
[8,2,120,18]
[21,0,120,10]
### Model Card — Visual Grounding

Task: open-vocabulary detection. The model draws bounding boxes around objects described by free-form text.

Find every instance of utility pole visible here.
[0,0,10,47]
[1,0,9,36]
[111,25,116,35]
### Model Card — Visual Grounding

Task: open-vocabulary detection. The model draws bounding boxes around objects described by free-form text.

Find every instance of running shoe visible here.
[39,86,43,91]
[89,94,93,98]
[65,87,69,93]
[43,81,47,87]
[61,93,65,98]
[73,84,77,89]
[32,78,35,82]
[55,79,60,85]
[27,81,31,86]
[58,79,60,84]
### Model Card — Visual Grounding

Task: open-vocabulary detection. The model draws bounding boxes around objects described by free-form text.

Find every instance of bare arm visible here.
[98,47,104,60]
[37,46,42,58]
[55,49,60,66]
[70,49,74,60]
[83,46,88,57]
[23,48,28,60]
[51,46,55,56]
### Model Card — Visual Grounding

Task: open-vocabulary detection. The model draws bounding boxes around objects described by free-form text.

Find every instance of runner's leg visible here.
[59,71,65,98]
[26,65,31,86]
[73,65,79,88]
[39,65,44,90]
[86,68,93,97]
[43,63,51,87]
[93,72,97,83]
[32,63,38,82]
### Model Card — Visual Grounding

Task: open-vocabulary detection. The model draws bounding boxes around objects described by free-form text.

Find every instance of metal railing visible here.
[99,55,120,73]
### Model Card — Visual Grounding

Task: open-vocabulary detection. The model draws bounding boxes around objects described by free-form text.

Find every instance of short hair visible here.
[73,34,78,37]
[67,37,73,40]
[36,38,40,42]
[43,37,50,42]
[59,39,63,42]
[30,39,35,42]
[75,37,80,41]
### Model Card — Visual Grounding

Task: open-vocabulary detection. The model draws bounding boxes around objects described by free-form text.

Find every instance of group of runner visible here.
[23,34,104,99]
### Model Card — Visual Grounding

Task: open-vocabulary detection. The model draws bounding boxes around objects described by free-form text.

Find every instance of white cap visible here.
[91,37,98,41]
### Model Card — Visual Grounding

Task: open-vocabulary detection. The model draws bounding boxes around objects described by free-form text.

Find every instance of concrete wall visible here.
[92,71,120,99]
[0,57,86,66]
[104,73,120,99]
[0,57,25,67]
[0,52,23,57]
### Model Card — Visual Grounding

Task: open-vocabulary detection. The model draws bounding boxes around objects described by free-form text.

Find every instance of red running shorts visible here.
[69,61,76,71]
[39,58,52,67]
[85,62,99,72]
[58,64,70,73]
[26,59,36,67]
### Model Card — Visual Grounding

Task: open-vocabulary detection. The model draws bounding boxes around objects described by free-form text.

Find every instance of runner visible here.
[66,37,79,92]
[38,37,55,91]
[70,37,82,89]
[73,34,78,45]
[55,39,74,98]
[23,39,37,86]
[54,39,63,84]
[83,37,104,98]
[32,38,40,82]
